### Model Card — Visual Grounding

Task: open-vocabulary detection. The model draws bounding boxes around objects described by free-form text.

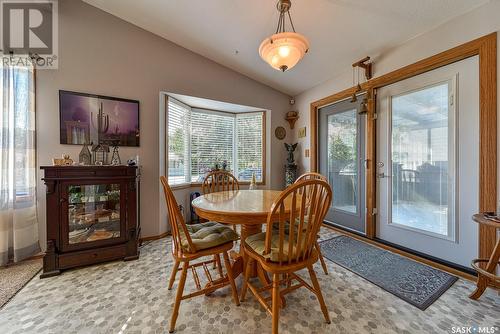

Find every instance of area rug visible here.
[319,236,458,310]
[0,259,42,309]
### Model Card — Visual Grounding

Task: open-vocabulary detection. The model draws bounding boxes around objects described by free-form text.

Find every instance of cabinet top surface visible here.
[40,165,137,169]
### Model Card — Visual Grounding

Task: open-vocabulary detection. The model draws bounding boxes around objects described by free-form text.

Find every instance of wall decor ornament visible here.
[275,126,286,140]
[285,111,299,129]
[298,126,306,138]
[59,90,140,146]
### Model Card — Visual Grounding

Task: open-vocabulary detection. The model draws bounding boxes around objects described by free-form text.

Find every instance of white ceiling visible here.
[166,92,264,113]
[84,0,489,96]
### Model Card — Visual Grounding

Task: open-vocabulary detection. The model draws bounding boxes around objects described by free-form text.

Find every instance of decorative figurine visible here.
[79,141,92,165]
[111,145,121,165]
[249,172,257,190]
[91,143,109,165]
[62,154,73,166]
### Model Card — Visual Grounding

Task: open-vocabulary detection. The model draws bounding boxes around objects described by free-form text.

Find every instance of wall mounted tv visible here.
[59,90,140,146]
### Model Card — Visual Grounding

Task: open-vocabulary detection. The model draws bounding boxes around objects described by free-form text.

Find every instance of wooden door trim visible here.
[310,32,497,261]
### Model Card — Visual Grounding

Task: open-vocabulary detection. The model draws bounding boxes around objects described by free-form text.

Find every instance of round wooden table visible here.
[192,190,285,281]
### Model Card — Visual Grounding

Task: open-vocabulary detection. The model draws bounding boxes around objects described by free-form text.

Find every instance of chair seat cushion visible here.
[181,221,239,251]
[245,232,308,263]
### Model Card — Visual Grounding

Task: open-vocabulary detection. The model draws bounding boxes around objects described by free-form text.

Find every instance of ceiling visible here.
[83,0,489,96]
[167,92,264,113]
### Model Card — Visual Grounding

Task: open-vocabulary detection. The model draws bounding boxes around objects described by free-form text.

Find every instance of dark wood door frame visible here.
[310,33,497,265]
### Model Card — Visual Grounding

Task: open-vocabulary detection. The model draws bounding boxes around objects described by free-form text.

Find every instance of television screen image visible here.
[59,90,140,146]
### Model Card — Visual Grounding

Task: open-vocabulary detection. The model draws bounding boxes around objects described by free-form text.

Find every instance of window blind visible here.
[190,110,234,182]
[236,113,263,182]
[167,98,190,185]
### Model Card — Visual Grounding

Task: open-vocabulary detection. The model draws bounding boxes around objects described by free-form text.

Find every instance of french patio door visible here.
[376,56,479,268]
[319,96,366,234]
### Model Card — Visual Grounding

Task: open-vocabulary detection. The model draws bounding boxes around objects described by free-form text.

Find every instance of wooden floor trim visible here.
[140,232,170,243]
[322,223,478,282]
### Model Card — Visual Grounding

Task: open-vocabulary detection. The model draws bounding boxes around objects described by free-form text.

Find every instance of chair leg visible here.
[213,255,218,270]
[315,241,329,275]
[215,254,224,278]
[169,261,189,333]
[272,273,281,334]
[168,260,180,290]
[240,257,253,302]
[307,264,330,324]
[223,251,240,306]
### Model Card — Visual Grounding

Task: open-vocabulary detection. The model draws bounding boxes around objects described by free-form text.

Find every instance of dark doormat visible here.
[319,236,458,310]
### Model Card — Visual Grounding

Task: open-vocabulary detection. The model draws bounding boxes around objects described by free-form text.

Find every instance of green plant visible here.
[328,134,355,171]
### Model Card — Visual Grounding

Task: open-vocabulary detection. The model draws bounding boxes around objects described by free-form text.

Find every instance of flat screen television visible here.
[59,90,140,146]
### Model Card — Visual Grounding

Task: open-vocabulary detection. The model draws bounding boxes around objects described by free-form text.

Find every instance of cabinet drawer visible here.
[58,245,126,269]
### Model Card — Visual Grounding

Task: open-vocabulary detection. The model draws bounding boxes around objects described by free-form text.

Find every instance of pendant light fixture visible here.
[259,0,309,72]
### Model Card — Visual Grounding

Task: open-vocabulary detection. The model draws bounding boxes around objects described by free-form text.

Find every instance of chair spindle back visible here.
[295,172,327,183]
[265,179,332,265]
[202,170,240,194]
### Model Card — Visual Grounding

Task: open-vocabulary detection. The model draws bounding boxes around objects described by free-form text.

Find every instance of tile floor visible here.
[0,227,498,334]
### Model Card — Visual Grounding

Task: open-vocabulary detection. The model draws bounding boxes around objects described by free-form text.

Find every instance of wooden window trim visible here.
[309,33,497,265]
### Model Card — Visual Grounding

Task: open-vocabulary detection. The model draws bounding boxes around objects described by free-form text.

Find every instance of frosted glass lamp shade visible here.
[259,32,309,72]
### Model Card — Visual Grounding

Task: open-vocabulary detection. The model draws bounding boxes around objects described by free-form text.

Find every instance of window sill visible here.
[169,183,192,191]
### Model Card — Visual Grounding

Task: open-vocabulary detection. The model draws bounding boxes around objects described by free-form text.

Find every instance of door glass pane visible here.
[68,184,121,244]
[391,83,450,235]
[327,109,358,213]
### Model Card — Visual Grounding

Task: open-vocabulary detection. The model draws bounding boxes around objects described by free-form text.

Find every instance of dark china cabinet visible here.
[40,166,140,278]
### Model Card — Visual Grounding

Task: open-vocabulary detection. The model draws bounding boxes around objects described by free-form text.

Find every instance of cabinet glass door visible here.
[67,184,121,244]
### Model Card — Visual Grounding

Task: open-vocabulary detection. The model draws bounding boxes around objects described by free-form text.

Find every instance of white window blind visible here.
[166,96,265,185]
[167,98,190,185]
[190,110,234,182]
[236,113,263,182]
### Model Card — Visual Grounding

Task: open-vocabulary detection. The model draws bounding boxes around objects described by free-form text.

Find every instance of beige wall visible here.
[36,0,292,249]
[292,0,500,179]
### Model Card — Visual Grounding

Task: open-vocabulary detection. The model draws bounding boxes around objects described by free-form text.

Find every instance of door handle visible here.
[377,172,391,178]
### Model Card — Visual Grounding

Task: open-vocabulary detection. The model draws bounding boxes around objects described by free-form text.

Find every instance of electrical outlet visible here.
[305,149,310,158]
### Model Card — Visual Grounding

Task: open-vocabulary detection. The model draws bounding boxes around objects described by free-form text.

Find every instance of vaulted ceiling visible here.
[83,0,489,96]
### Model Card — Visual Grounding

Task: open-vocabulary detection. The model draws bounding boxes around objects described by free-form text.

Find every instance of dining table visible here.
[191,189,292,284]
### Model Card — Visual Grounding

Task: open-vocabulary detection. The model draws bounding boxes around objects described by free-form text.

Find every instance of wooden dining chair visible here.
[202,170,240,194]
[240,179,333,334]
[202,170,240,232]
[295,172,330,275]
[160,176,240,333]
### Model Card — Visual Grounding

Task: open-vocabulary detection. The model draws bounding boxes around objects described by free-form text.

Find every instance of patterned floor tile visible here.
[0,227,498,334]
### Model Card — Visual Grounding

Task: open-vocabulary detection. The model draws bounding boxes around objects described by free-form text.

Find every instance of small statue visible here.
[285,143,298,165]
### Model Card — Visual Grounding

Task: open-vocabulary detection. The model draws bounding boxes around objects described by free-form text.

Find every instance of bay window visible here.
[167,97,265,186]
